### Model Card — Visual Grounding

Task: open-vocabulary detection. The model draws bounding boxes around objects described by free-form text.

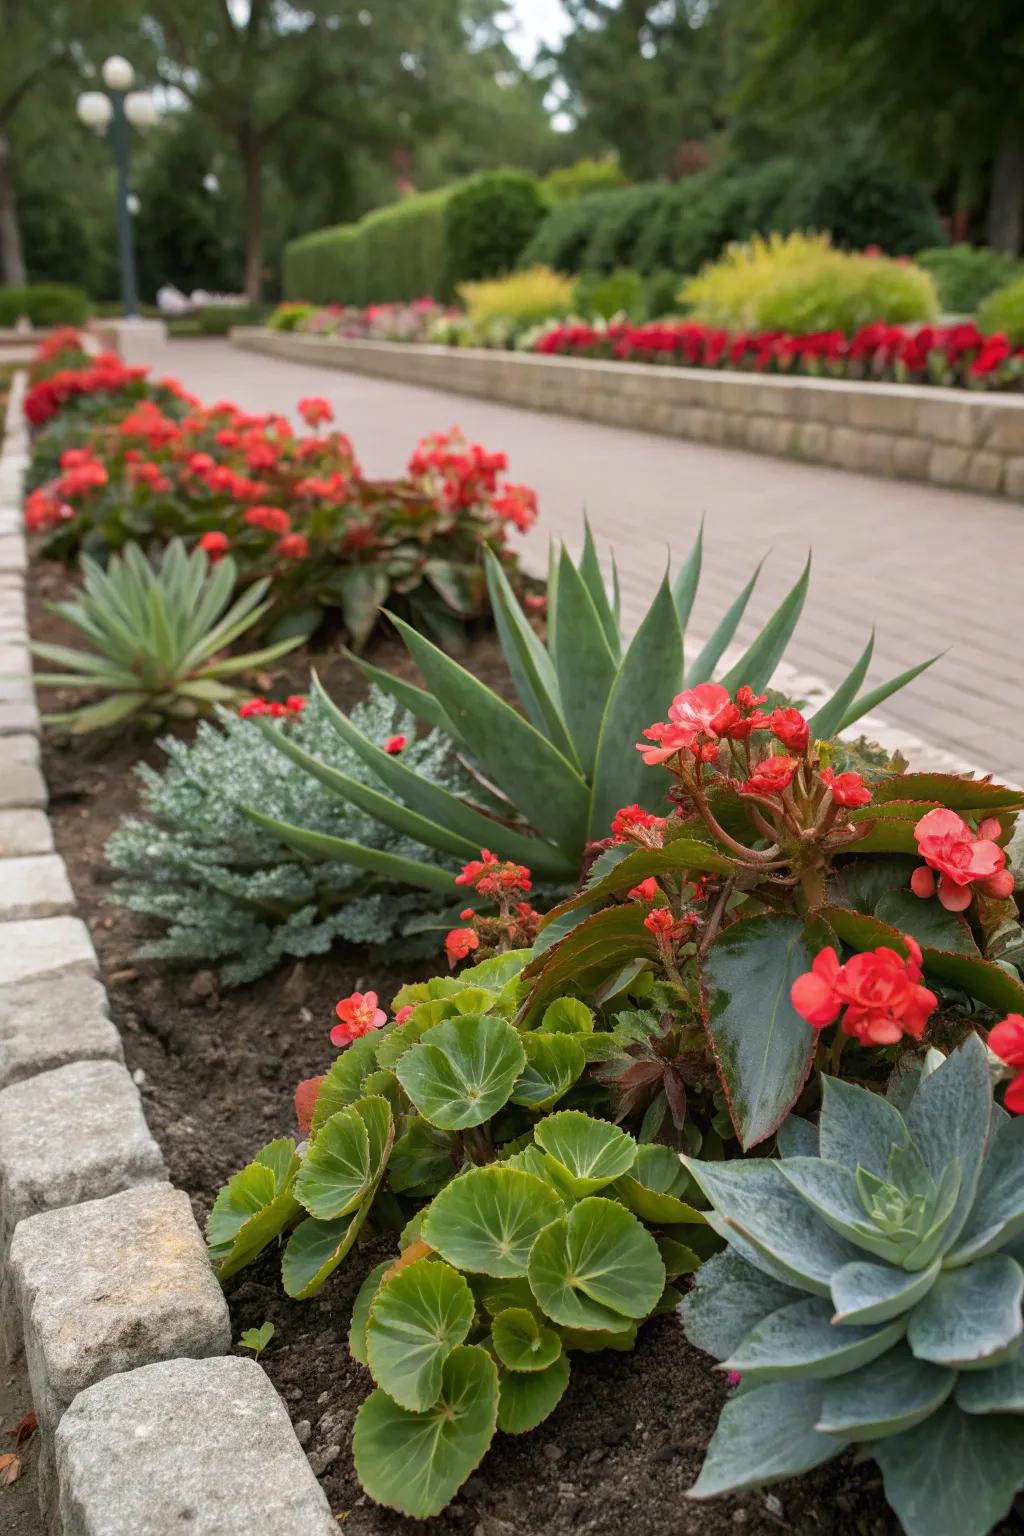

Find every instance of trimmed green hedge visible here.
[284,187,453,305]
[0,283,91,326]
[445,170,547,285]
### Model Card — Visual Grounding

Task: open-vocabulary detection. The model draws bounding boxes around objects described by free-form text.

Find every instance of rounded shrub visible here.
[580,184,671,273]
[0,283,90,327]
[444,170,547,285]
[519,193,613,274]
[778,145,942,255]
[459,266,576,331]
[976,273,1024,345]
[644,267,684,318]
[917,244,1024,314]
[574,267,646,320]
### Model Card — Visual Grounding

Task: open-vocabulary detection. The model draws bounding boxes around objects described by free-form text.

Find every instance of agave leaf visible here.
[347,649,456,734]
[680,1251,804,1362]
[723,1294,906,1383]
[830,1258,941,1325]
[839,654,941,733]
[587,574,683,837]
[28,640,134,676]
[807,630,874,741]
[955,1352,1024,1414]
[947,1115,1024,1266]
[700,914,818,1150]
[365,1256,476,1411]
[873,1400,1024,1536]
[906,1255,1024,1368]
[491,1308,563,1373]
[57,691,154,733]
[394,1014,526,1130]
[484,551,575,763]
[241,808,457,893]
[720,556,810,694]
[206,1138,301,1280]
[496,1355,570,1432]
[527,1196,664,1329]
[687,1380,844,1498]
[671,517,704,632]
[388,1117,457,1197]
[684,563,762,686]
[422,1166,564,1278]
[816,1343,954,1440]
[579,518,620,657]
[352,1344,499,1520]
[386,612,590,855]
[553,546,618,778]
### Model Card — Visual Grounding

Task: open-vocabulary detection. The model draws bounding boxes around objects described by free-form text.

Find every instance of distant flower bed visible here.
[532,318,1024,391]
[270,297,459,344]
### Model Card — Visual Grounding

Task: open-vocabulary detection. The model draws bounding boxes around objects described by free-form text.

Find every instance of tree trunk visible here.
[239,126,264,303]
[0,133,27,287]
[987,124,1024,253]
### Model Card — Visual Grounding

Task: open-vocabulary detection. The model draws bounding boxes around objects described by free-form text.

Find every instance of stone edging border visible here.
[232,327,1024,502]
[0,377,337,1534]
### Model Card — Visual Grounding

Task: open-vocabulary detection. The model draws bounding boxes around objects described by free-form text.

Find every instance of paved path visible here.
[165,339,1022,782]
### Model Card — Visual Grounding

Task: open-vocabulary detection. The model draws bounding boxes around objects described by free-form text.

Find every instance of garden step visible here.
[53,1356,338,1536]
[0,732,46,808]
[0,808,53,858]
[0,1058,166,1359]
[0,915,96,988]
[9,1184,231,1528]
[0,971,123,1091]
[0,852,74,920]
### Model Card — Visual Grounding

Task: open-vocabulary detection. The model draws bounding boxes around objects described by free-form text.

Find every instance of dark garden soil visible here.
[25,563,1015,1536]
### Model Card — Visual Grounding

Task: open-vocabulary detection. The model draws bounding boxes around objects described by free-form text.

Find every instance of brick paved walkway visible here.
[166,339,1022,781]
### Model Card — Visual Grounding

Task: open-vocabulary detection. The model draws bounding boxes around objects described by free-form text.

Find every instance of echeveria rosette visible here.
[680,1034,1024,1536]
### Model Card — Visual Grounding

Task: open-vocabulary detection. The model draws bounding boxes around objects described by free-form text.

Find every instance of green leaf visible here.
[873,1401,1024,1536]
[956,1352,1024,1414]
[615,1143,708,1226]
[720,556,810,695]
[824,907,1024,1014]
[349,1261,392,1366]
[238,1321,275,1358]
[484,551,576,763]
[830,1259,941,1325]
[688,1380,844,1498]
[459,949,532,991]
[491,1308,563,1372]
[541,997,595,1034]
[206,1138,301,1281]
[807,630,874,741]
[816,1343,954,1440]
[294,1096,391,1221]
[394,1014,526,1131]
[682,1157,863,1296]
[523,904,658,1018]
[700,914,817,1150]
[906,1255,1024,1368]
[497,1354,571,1432]
[388,1118,457,1197]
[423,1166,565,1277]
[281,1212,362,1299]
[543,839,735,922]
[684,564,761,687]
[671,518,704,631]
[353,1344,499,1518]
[386,612,589,855]
[587,574,683,837]
[241,808,457,894]
[875,889,979,956]
[948,1115,1024,1265]
[830,854,919,914]
[527,1196,665,1329]
[680,1252,803,1362]
[723,1295,906,1383]
[534,1110,637,1196]
[906,1033,995,1253]
[310,1035,380,1132]
[511,1032,586,1110]
[365,1257,476,1411]
[553,546,619,777]
[871,773,1024,813]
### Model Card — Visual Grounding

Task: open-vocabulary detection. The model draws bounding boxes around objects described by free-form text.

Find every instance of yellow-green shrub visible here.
[681,232,938,335]
[976,274,1024,345]
[459,266,576,329]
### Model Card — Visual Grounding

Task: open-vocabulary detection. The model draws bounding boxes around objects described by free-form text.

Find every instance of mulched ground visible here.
[23,559,1011,1536]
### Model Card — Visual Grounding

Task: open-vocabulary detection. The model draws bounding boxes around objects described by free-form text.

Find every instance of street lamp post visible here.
[76,57,157,320]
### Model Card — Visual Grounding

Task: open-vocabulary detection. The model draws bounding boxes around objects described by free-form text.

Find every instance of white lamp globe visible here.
[126,192,141,215]
[76,92,113,131]
[102,55,135,92]
[202,172,220,194]
[124,92,157,129]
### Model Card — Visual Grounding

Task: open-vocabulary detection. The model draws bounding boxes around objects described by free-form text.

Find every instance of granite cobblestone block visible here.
[0,808,53,857]
[0,914,96,987]
[0,852,74,919]
[0,732,46,807]
[0,971,123,1089]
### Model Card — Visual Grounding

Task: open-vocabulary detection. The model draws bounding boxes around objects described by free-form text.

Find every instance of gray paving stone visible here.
[0,697,39,735]
[0,852,74,919]
[0,809,52,858]
[54,1357,337,1536]
[0,915,95,987]
[0,733,45,807]
[0,531,26,572]
[11,1185,230,1524]
[0,971,122,1089]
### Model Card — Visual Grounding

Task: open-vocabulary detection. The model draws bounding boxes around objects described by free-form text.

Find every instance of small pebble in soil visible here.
[731,1511,749,1526]
[286,1387,303,1402]
[308,1444,341,1476]
[132,1068,146,1086]
[542,1445,564,1462]
[316,1390,330,1406]
[764,1493,784,1518]
[293,1419,312,1447]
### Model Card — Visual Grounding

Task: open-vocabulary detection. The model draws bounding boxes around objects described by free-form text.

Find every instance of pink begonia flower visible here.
[912,807,1007,911]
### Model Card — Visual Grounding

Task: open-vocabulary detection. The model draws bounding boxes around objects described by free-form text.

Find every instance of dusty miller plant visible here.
[105,687,465,984]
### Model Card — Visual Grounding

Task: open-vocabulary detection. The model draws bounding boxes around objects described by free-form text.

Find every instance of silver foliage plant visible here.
[105,687,464,984]
[680,1034,1024,1536]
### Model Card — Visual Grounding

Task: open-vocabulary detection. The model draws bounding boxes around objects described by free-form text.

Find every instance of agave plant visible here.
[249,522,934,885]
[28,539,302,732]
[680,1034,1024,1536]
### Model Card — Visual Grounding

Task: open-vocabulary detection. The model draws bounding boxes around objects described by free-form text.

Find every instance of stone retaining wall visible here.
[233,327,1024,501]
[0,378,336,1533]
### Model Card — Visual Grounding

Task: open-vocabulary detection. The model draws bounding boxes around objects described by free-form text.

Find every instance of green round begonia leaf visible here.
[353,1344,499,1519]
[294,1095,392,1220]
[534,1110,637,1196]
[422,1165,565,1277]
[497,1354,571,1433]
[491,1308,564,1372]
[511,1032,587,1110]
[394,1014,526,1130]
[527,1196,665,1329]
[366,1257,476,1411]
[615,1142,708,1226]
